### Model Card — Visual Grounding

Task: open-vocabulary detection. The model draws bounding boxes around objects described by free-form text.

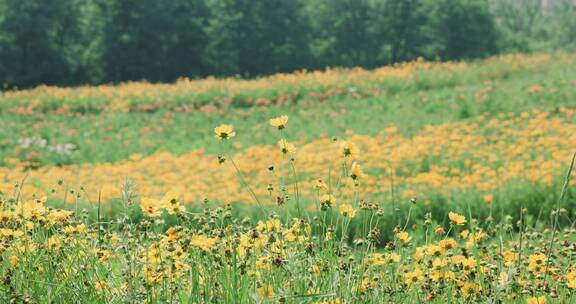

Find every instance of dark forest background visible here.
[0,0,574,89]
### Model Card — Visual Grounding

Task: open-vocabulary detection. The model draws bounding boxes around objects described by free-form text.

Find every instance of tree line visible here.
[0,0,574,89]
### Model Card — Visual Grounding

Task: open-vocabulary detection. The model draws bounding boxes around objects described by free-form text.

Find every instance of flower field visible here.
[1,53,576,303]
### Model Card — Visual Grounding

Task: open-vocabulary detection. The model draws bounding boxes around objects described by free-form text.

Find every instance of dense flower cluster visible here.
[1,109,574,208]
[0,53,563,114]
[1,187,575,302]
[0,114,574,303]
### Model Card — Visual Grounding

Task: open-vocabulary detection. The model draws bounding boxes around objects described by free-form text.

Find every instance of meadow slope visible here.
[0,53,575,303]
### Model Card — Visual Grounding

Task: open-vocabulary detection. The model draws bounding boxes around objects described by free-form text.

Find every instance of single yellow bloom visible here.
[270,115,288,129]
[448,212,466,226]
[349,162,365,180]
[10,255,18,267]
[396,231,412,243]
[439,238,458,250]
[278,139,296,154]
[319,194,336,209]
[528,253,547,273]
[340,141,359,158]
[190,235,218,251]
[526,296,546,304]
[339,204,357,218]
[95,280,108,292]
[313,179,328,191]
[404,268,424,287]
[140,197,162,218]
[502,251,517,266]
[258,284,274,300]
[214,124,236,140]
[427,244,444,256]
[460,282,477,296]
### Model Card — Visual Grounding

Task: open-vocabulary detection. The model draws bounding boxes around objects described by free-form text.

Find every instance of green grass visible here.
[1,53,576,303]
[1,53,574,167]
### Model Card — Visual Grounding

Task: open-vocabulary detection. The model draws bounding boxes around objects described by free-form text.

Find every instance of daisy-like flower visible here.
[349,162,365,180]
[528,253,547,273]
[320,194,336,210]
[166,203,186,215]
[278,139,296,154]
[448,212,467,226]
[439,238,458,251]
[460,282,478,297]
[340,141,359,158]
[95,280,108,292]
[258,284,274,300]
[566,270,576,289]
[526,296,546,304]
[404,268,424,287]
[140,197,162,218]
[190,235,218,251]
[269,115,288,130]
[313,179,328,191]
[339,204,357,218]
[483,194,493,205]
[214,124,236,140]
[396,231,412,244]
[10,255,18,267]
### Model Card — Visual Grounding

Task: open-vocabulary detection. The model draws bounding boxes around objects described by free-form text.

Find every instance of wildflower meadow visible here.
[1,53,575,304]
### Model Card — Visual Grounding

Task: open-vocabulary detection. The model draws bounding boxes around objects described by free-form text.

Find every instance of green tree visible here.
[102,0,207,82]
[430,0,499,60]
[203,0,311,76]
[306,0,377,68]
[0,0,83,88]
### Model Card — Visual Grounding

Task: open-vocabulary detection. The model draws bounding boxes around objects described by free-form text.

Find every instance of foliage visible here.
[0,114,574,303]
[1,0,575,88]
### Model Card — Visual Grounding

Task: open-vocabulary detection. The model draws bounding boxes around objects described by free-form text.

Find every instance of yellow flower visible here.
[529,253,546,265]
[93,249,111,263]
[388,252,401,263]
[483,194,493,205]
[460,282,478,296]
[526,296,546,304]
[257,219,281,232]
[0,229,24,238]
[214,124,236,140]
[427,244,444,256]
[528,253,547,273]
[340,141,360,158]
[313,179,328,191]
[432,258,447,270]
[461,257,477,271]
[10,255,18,267]
[166,203,186,215]
[349,162,365,180]
[190,235,218,251]
[255,256,271,270]
[270,115,288,129]
[566,270,576,289]
[404,268,424,287]
[278,139,296,155]
[161,190,181,206]
[319,194,336,210]
[448,212,466,226]
[109,233,119,246]
[502,251,517,266]
[95,280,108,292]
[339,204,357,218]
[140,197,162,218]
[396,231,412,244]
[258,284,274,300]
[439,238,458,251]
